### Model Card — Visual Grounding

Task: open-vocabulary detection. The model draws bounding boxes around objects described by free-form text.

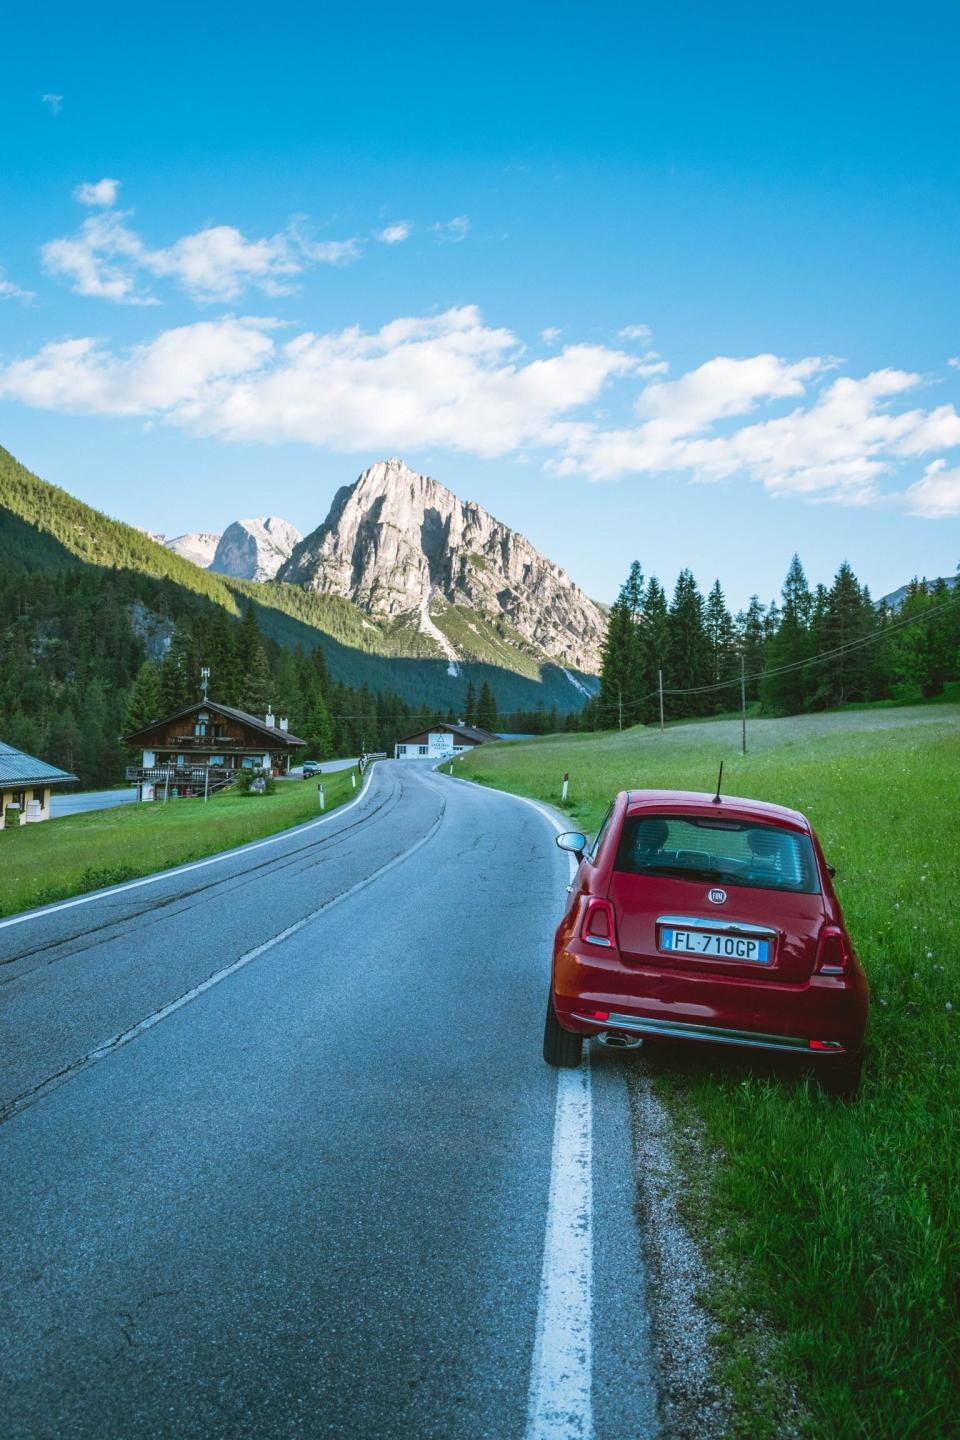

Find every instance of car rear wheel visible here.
[543,989,583,1068]
[818,1050,863,1100]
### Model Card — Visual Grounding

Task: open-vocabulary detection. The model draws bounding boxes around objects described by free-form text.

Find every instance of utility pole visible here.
[658,668,665,733]
[740,653,747,756]
[617,683,623,731]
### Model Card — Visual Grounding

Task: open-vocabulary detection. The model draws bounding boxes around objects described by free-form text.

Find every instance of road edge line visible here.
[0,766,377,932]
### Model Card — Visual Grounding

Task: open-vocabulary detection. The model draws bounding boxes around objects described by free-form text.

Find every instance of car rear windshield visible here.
[615,814,821,895]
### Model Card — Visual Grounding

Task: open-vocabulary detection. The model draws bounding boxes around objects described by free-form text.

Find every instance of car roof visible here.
[624,789,810,832]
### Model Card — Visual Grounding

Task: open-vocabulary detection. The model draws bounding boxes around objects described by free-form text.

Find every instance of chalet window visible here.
[418,745,429,755]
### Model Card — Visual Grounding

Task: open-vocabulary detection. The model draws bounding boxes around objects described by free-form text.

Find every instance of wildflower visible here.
[927,951,934,958]
[947,1003,954,1012]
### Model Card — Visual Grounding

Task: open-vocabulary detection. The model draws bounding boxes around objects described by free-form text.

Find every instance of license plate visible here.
[660,927,770,964]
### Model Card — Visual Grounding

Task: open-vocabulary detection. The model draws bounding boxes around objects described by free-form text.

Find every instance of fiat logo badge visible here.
[708,888,727,904]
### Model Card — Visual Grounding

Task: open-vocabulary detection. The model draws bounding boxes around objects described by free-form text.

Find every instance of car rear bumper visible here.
[569,1009,852,1055]
[553,943,869,1053]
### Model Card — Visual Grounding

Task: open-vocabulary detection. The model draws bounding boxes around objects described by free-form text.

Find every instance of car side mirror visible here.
[827,864,837,878]
[556,831,587,862]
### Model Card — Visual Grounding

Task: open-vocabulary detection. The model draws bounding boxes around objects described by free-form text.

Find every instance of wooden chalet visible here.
[124,700,306,800]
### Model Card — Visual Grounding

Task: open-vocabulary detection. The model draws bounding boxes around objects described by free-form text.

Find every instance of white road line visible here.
[0,790,446,1125]
[437,771,597,1440]
[526,1050,594,1440]
[0,766,375,932]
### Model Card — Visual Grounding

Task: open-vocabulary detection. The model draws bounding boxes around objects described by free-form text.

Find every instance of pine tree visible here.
[476,682,498,730]
[760,555,814,714]
[667,569,710,715]
[598,561,644,728]
[464,680,477,726]
[158,626,195,713]
[735,596,767,701]
[639,576,670,723]
[304,689,334,760]
[704,579,737,712]
[125,660,162,733]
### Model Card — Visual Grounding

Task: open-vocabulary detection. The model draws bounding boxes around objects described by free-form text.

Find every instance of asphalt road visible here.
[50,786,139,817]
[0,760,659,1440]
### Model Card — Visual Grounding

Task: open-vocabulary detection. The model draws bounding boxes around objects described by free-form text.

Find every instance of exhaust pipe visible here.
[597,1031,644,1050]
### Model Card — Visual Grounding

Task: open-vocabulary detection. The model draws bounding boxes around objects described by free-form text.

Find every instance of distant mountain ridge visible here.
[878,575,958,611]
[0,443,598,714]
[278,458,606,675]
[154,520,302,580]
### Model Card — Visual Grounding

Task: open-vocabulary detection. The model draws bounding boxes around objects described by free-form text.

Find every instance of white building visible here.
[393,722,498,760]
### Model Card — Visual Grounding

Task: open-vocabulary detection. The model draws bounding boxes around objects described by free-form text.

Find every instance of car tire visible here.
[818,1050,863,1100]
[543,989,583,1068]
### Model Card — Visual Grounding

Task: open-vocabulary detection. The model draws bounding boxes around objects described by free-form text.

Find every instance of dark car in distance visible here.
[302,761,322,778]
[545,789,869,1096]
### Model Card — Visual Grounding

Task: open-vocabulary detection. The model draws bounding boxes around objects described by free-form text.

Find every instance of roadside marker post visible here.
[561,772,569,803]
[318,783,325,811]
[352,772,356,789]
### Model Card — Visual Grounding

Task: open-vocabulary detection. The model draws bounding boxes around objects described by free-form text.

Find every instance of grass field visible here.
[458,705,960,1440]
[0,768,359,919]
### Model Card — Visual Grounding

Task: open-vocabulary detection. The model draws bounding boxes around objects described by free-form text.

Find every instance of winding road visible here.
[0,760,659,1440]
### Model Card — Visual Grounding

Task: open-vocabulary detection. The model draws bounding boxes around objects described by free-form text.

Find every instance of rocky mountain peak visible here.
[278,458,606,674]
[210,516,303,583]
[165,531,222,569]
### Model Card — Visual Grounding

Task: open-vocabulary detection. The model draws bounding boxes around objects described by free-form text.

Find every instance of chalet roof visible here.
[124,698,306,748]
[395,721,499,746]
[0,740,77,789]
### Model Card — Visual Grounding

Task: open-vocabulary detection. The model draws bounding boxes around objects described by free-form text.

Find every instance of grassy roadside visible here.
[0,768,360,919]
[457,706,960,1439]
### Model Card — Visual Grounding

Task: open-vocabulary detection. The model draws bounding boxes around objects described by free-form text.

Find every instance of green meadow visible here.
[458,706,960,1440]
[0,769,359,918]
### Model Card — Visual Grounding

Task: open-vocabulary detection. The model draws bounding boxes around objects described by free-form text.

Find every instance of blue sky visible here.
[1,1,958,609]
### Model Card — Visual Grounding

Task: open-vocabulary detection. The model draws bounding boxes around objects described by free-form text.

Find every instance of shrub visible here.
[235,767,276,796]
[3,804,22,830]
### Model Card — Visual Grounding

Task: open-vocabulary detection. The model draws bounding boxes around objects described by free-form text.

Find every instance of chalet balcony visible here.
[165,734,244,749]
[125,765,238,784]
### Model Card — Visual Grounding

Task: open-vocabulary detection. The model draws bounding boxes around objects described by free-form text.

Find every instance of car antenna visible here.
[712,760,724,804]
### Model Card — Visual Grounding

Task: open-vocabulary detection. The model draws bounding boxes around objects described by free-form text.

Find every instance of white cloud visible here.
[41,94,62,115]
[376,223,411,245]
[42,187,360,304]
[618,323,652,342]
[74,178,120,208]
[903,460,960,518]
[0,318,277,415]
[3,307,959,516]
[0,306,635,458]
[431,216,470,242]
[541,327,562,343]
[948,357,960,369]
[0,268,35,303]
[636,354,829,430]
[554,362,960,511]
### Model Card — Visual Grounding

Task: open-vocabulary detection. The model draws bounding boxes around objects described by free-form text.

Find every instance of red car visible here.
[545,789,869,1096]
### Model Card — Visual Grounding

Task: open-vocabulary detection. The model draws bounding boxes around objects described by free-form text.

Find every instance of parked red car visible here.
[545,789,868,1096]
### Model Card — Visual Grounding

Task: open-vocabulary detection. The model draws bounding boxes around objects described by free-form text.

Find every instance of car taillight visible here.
[816,925,850,975]
[581,898,618,948]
